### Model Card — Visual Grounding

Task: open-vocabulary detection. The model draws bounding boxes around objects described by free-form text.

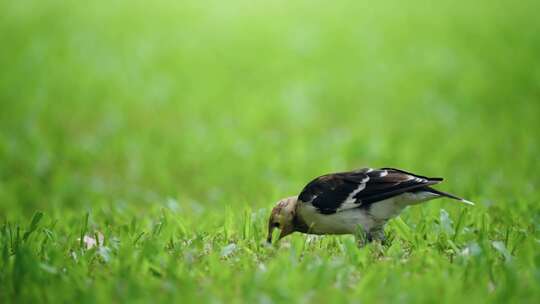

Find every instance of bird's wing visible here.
[297,168,442,214]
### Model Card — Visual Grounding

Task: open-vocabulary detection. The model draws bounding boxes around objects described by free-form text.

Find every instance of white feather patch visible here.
[306,195,318,205]
[460,199,475,206]
[336,180,368,212]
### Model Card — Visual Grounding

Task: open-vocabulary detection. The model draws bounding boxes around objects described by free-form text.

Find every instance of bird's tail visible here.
[424,187,475,205]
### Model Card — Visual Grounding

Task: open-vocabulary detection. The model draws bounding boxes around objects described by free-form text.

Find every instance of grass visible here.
[1,0,540,302]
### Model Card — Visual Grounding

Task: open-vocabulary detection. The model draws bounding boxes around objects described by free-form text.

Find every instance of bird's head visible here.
[266,196,298,244]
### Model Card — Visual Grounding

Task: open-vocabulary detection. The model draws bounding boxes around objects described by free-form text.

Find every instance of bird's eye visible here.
[273,223,280,228]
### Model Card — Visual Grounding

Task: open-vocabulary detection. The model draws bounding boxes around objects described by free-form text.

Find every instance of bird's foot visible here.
[367,229,387,246]
[356,238,367,248]
[354,226,369,248]
[355,227,388,249]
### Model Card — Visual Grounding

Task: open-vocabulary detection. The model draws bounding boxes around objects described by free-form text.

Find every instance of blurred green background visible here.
[1,0,539,303]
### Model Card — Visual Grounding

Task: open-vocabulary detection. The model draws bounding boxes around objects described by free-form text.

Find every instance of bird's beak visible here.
[266,223,275,244]
[278,226,292,241]
[266,224,293,245]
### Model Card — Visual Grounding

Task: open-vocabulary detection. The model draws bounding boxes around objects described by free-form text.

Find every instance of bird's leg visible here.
[367,227,387,245]
[354,225,369,248]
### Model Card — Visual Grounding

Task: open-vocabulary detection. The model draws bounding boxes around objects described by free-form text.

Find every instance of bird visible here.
[266,167,473,247]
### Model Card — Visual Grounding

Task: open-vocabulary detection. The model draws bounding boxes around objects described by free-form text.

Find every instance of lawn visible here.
[1,0,540,303]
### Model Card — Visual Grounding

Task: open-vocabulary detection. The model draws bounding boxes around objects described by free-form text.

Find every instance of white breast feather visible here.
[298,204,375,234]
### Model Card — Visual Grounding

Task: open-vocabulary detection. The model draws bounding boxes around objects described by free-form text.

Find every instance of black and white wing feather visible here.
[297,168,443,214]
